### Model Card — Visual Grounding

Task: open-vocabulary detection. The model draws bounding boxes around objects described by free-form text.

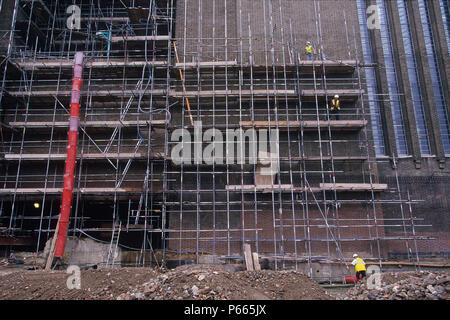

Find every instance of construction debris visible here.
[0,264,333,300]
[2,263,450,300]
[344,271,450,300]
[117,265,333,300]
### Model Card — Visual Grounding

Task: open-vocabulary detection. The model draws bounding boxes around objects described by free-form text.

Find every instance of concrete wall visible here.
[43,236,121,267]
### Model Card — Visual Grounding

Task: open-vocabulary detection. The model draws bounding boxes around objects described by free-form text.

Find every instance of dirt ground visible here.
[0,267,159,300]
[0,264,333,300]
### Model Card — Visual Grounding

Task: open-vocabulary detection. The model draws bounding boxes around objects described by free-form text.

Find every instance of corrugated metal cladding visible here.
[397,0,431,155]
[377,0,409,155]
[356,0,386,156]
[418,0,450,155]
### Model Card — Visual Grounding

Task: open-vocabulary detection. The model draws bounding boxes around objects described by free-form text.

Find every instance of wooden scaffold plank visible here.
[9,120,167,129]
[239,120,367,130]
[3,152,166,161]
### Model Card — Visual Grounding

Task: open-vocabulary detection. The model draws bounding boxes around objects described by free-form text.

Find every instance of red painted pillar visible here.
[54,52,83,258]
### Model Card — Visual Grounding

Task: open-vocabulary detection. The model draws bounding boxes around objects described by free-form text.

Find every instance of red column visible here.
[54,52,84,258]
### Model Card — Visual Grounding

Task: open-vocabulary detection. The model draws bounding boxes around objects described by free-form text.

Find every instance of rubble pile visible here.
[345,271,449,300]
[117,264,332,300]
[5,262,447,300]
[117,265,239,300]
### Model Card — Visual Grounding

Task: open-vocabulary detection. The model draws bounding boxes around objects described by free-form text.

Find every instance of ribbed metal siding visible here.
[377,0,408,155]
[439,0,450,55]
[418,0,450,154]
[397,0,431,155]
[356,0,386,156]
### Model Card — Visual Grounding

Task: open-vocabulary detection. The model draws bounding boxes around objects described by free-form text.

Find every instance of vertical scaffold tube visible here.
[54,52,84,258]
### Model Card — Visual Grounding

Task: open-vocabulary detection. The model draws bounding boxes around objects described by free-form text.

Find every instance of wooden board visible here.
[9,89,361,99]
[7,89,166,97]
[319,183,388,192]
[226,184,295,193]
[3,152,165,161]
[239,120,367,130]
[297,156,368,161]
[15,59,167,69]
[301,89,363,96]
[301,89,364,100]
[175,61,238,69]
[9,120,167,128]
[0,188,142,195]
[225,183,387,193]
[252,252,261,271]
[170,89,297,98]
[110,35,171,42]
[243,243,254,271]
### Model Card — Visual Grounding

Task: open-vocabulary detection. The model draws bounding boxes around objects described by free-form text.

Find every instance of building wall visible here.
[170,0,450,258]
[176,0,362,64]
[359,0,450,256]
[0,0,448,265]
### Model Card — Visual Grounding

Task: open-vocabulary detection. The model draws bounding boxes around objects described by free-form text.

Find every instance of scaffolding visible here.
[0,0,436,281]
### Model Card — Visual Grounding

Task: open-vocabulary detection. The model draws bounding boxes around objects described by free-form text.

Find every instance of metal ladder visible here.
[106,220,121,268]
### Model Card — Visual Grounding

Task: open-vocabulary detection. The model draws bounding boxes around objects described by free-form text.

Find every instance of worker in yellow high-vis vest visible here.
[305,41,315,61]
[330,94,341,120]
[351,253,366,279]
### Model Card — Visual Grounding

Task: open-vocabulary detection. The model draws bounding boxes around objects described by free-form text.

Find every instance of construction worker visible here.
[330,94,340,120]
[305,41,315,61]
[96,30,112,57]
[351,253,366,280]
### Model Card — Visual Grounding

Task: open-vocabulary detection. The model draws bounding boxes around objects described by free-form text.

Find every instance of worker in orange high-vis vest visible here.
[330,94,341,120]
[351,253,366,279]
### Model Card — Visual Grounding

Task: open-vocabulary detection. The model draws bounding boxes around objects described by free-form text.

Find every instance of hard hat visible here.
[306,41,311,44]
[353,253,358,258]
[334,94,339,98]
